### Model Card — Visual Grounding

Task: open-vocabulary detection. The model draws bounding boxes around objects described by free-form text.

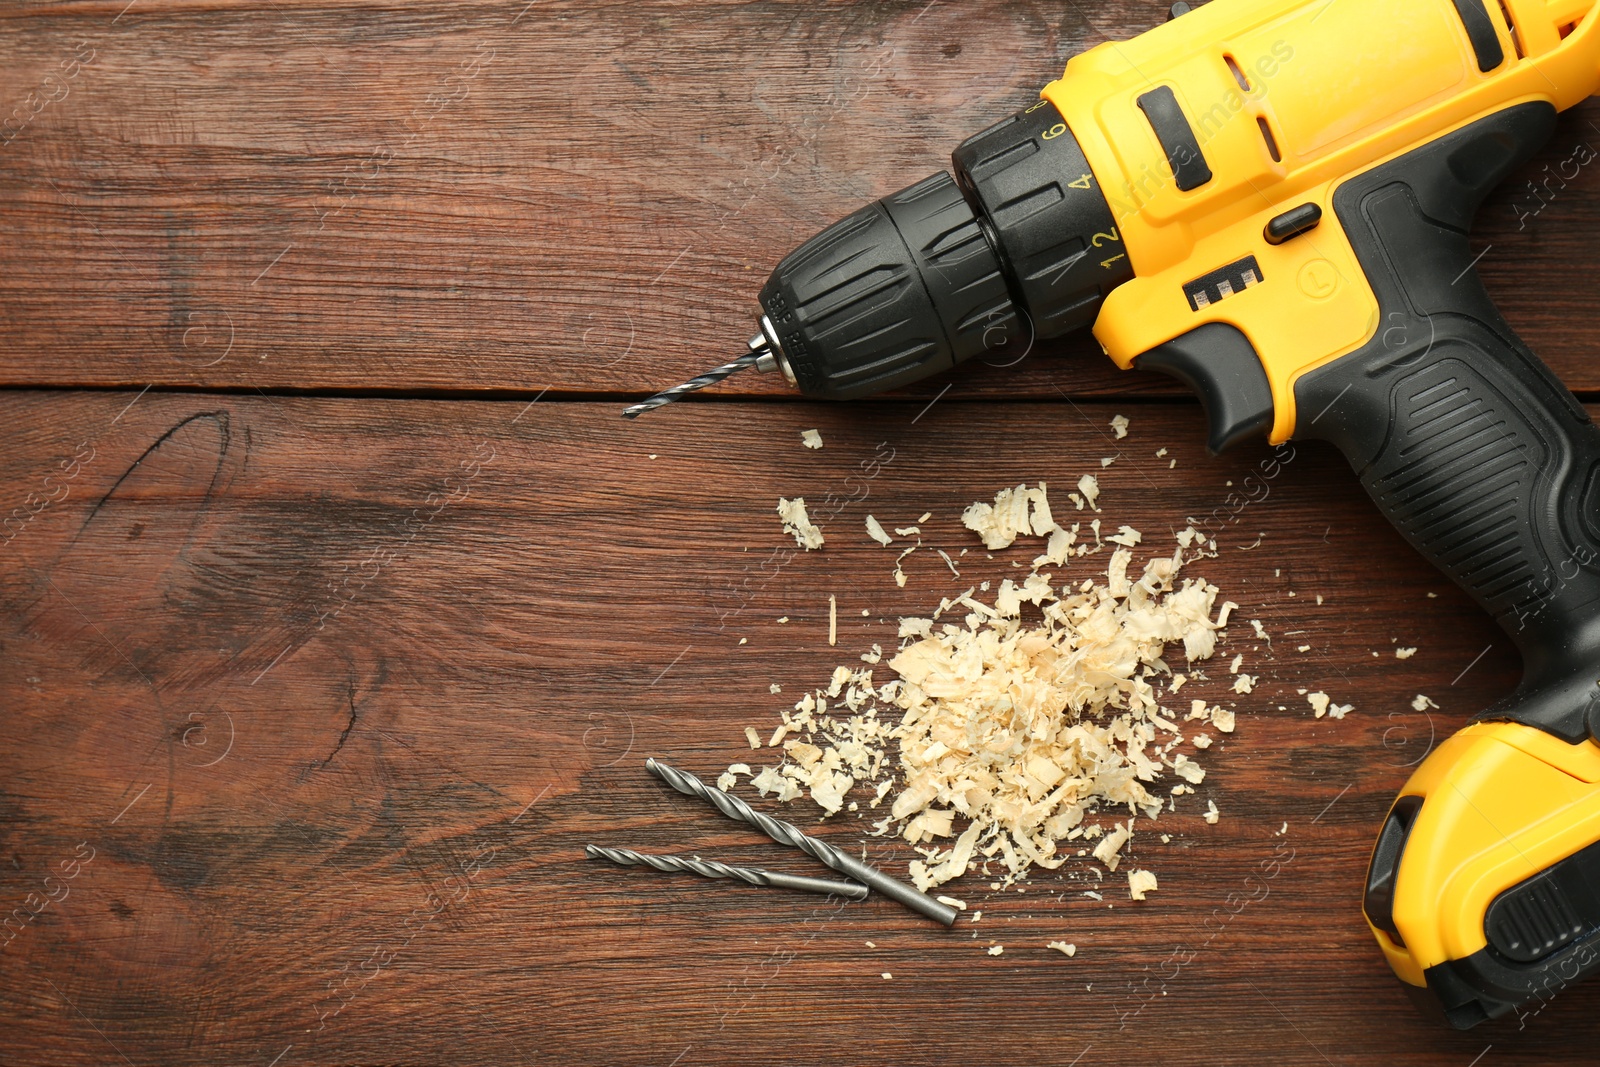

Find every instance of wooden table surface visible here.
[5,2,1600,1064]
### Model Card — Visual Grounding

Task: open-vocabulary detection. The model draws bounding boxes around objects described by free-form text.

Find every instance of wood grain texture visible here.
[4,390,1600,1065]
[9,1,1600,1063]
[0,0,1597,399]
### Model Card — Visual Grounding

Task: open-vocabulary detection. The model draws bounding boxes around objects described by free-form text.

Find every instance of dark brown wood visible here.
[9,1,1600,1062]
[4,390,1600,1065]
[0,0,1597,399]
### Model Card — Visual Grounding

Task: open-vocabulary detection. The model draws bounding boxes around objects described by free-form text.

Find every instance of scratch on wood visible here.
[305,686,360,775]
[75,412,231,539]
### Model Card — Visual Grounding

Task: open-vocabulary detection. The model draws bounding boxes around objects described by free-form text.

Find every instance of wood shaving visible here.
[1032,525,1077,569]
[894,544,916,588]
[1412,694,1438,711]
[1111,415,1129,439]
[1232,674,1255,694]
[1204,799,1219,824]
[895,526,922,536]
[750,765,803,802]
[937,549,961,577]
[769,683,782,694]
[1092,821,1135,872]
[1128,869,1158,900]
[1106,525,1141,547]
[744,727,762,749]
[801,429,823,449]
[1077,474,1101,511]
[829,595,837,647]
[961,483,1056,549]
[881,972,892,979]
[1396,647,1417,659]
[1172,755,1205,784]
[866,515,893,546]
[890,528,1227,888]
[987,945,1004,956]
[778,497,824,550]
[1048,941,1078,956]
[731,486,1244,897]
[1307,692,1353,719]
[936,895,967,910]
[919,512,933,522]
[1192,733,1212,749]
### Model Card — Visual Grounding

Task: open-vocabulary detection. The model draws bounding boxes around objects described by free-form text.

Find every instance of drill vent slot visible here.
[1257,117,1282,162]
[1224,54,1252,91]
[1495,0,1525,57]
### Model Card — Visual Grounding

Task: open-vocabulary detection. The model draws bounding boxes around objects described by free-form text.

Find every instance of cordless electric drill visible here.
[626,0,1600,1030]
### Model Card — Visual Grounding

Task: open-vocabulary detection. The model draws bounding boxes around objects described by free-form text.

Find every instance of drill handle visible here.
[1296,103,1600,744]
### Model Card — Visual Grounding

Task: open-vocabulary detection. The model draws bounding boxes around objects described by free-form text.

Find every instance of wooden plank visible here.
[0,1,1597,398]
[2,390,1596,1064]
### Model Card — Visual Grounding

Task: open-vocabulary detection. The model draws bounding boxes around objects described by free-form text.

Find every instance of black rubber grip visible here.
[1297,103,1600,744]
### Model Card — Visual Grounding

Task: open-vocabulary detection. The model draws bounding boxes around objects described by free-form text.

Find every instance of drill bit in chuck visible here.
[584,844,869,899]
[645,758,959,927]
[622,334,777,419]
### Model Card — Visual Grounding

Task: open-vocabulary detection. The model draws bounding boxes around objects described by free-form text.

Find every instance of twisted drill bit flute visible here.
[621,350,766,419]
[622,333,780,419]
[645,758,958,926]
[585,844,868,900]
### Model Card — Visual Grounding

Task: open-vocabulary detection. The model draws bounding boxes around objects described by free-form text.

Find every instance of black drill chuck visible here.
[757,171,1022,400]
[622,99,1135,416]
[757,99,1133,401]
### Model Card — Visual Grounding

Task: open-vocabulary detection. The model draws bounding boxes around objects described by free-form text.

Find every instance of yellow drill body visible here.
[1050,0,1600,441]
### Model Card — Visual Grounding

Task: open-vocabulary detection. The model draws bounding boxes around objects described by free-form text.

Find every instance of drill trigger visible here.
[1134,323,1274,454]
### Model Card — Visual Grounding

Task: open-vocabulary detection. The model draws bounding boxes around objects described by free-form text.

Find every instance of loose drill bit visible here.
[645,757,958,927]
[585,844,868,900]
[621,335,777,419]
